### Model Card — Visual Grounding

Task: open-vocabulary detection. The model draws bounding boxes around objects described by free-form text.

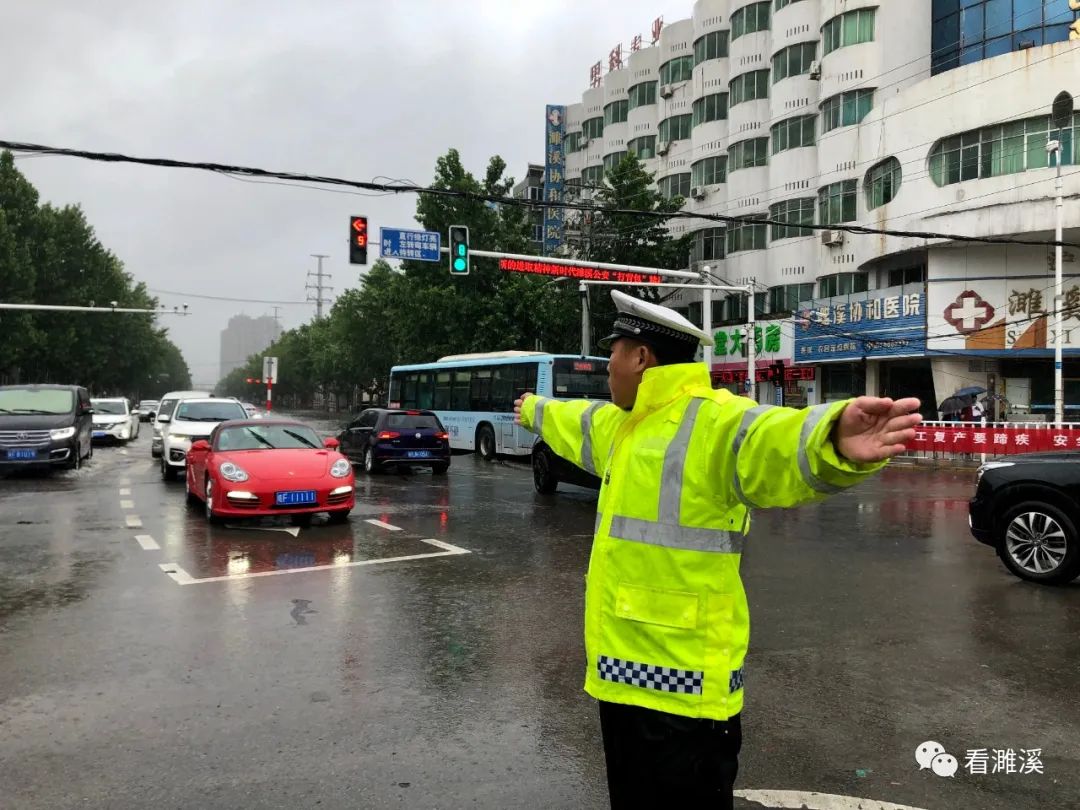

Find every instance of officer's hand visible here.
[834,397,922,463]
[514,392,534,426]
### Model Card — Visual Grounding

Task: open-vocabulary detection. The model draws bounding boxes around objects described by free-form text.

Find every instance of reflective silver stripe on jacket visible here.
[580,401,606,475]
[594,512,604,534]
[533,396,548,435]
[730,404,774,509]
[797,404,845,495]
[607,397,743,554]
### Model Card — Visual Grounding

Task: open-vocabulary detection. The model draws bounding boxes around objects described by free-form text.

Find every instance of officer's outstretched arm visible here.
[728,399,886,509]
[517,394,624,477]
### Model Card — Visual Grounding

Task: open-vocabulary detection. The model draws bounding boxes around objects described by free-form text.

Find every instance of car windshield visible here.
[175,401,247,422]
[386,413,441,430]
[157,399,178,420]
[138,401,158,409]
[92,399,127,415]
[0,388,75,415]
[215,423,321,451]
[552,358,611,400]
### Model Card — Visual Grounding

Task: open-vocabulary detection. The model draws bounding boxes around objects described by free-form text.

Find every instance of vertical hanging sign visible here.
[543,105,566,256]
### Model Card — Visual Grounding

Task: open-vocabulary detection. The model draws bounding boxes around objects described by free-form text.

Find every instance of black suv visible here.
[0,384,94,471]
[969,452,1080,585]
[532,439,601,494]
[337,408,450,474]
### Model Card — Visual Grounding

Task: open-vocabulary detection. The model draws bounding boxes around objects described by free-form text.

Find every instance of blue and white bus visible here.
[388,352,610,458]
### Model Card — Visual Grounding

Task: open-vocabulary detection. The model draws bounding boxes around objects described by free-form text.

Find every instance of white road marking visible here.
[125,515,143,529]
[734,790,928,810]
[119,449,128,456]
[120,499,135,510]
[365,519,403,532]
[135,534,160,551]
[224,525,300,537]
[119,478,131,486]
[119,487,131,496]
[160,538,471,585]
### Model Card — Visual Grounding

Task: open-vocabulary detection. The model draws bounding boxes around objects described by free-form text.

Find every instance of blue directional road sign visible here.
[379,228,441,262]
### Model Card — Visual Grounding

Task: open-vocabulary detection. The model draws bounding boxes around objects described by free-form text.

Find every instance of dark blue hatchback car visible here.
[337,408,450,474]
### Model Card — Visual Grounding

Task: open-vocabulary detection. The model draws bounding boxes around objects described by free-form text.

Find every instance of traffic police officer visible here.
[514,290,922,808]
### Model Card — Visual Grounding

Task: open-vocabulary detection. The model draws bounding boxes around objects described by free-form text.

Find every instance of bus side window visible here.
[470,367,492,411]
[513,363,537,398]
[402,373,419,409]
[433,372,452,410]
[417,372,434,409]
[389,377,402,405]
[451,370,472,410]
[491,365,513,412]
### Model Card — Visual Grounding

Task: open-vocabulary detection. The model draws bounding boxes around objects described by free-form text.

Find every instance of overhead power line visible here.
[2,139,1077,250]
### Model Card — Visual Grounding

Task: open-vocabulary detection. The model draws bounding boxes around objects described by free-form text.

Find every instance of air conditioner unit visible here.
[691,186,707,200]
[657,141,672,156]
[660,84,675,99]
[809,60,821,80]
[821,229,845,247]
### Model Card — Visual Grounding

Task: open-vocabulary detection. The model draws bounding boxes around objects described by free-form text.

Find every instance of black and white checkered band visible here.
[614,315,699,345]
[597,654,704,695]
[729,667,744,693]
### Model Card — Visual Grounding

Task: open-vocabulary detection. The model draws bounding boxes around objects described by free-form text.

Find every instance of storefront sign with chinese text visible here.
[794,285,927,362]
[543,105,566,254]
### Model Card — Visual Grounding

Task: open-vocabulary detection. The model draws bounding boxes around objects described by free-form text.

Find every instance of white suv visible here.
[160,397,247,481]
[151,390,209,458]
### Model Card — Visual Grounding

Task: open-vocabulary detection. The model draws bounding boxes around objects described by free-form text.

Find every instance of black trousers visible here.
[598,700,741,809]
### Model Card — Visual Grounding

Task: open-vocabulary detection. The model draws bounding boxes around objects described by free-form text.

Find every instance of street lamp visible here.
[1049,90,1073,426]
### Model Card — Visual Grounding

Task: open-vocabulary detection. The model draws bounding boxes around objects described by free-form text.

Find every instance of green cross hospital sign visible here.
[714,323,783,358]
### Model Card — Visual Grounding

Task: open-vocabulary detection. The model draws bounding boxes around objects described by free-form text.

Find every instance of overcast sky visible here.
[3,0,689,385]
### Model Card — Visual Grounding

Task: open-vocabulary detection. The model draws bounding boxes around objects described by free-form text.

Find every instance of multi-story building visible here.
[558,0,1080,418]
[219,314,281,382]
[513,164,546,253]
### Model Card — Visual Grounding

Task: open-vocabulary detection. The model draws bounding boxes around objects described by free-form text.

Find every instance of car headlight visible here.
[50,426,76,440]
[330,459,351,478]
[219,462,249,483]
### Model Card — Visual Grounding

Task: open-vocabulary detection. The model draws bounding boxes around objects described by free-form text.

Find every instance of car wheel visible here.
[327,509,352,524]
[432,463,449,476]
[476,424,497,461]
[363,447,381,474]
[69,445,82,471]
[86,440,93,463]
[151,446,162,459]
[532,445,558,495]
[996,501,1080,585]
[161,457,177,481]
[205,479,224,525]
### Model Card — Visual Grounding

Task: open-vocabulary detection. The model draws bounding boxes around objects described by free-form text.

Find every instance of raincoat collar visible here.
[631,363,712,415]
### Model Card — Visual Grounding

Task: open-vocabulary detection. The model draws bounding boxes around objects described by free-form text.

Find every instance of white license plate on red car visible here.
[275,490,316,506]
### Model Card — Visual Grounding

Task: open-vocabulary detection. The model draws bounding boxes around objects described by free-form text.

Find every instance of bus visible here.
[388,352,610,458]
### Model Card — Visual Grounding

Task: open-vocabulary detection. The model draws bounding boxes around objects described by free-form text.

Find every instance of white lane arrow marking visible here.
[735,790,929,810]
[365,519,403,531]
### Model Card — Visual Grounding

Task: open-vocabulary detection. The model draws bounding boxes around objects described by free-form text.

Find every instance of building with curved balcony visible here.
[552,0,1080,416]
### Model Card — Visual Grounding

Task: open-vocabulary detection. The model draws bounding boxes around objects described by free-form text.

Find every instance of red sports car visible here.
[185,419,355,524]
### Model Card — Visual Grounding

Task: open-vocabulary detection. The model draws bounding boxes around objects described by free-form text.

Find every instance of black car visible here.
[969,452,1080,584]
[338,408,450,474]
[0,384,94,471]
[532,439,601,494]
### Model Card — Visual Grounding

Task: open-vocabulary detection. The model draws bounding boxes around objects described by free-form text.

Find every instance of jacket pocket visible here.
[615,582,700,630]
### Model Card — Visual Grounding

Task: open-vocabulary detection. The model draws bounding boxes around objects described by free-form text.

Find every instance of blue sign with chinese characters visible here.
[379,228,441,262]
[543,104,567,255]
[794,285,928,362]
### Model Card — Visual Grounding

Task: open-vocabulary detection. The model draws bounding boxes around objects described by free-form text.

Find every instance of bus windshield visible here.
[552,358,609,400]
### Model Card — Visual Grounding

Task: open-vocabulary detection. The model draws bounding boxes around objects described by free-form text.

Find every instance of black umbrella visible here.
[954,385,987,398]
[939,395,970,415]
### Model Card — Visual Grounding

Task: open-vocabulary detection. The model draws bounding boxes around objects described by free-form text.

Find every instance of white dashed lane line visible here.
[120,499,135,510]
[134,535,160,551]
[119,487,131,496]
[125,515,143,529]
[364,519,403,532]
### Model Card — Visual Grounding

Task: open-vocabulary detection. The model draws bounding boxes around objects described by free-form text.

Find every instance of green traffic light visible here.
[453,258,466,271]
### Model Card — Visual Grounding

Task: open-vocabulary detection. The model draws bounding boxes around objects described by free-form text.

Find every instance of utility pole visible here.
[1049,91,1073,426]
[306,254,332,319]
[271,306,282,337]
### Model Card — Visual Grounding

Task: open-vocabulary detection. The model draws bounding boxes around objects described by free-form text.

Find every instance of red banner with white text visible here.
[907,425,1080,455]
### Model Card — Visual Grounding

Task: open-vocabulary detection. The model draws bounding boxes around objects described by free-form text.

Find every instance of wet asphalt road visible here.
[1,426,1079,810]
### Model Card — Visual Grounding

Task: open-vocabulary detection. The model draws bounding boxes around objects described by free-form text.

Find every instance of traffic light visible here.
[449,225,469,275]
[770,361,785,384]
[349,216,369,265]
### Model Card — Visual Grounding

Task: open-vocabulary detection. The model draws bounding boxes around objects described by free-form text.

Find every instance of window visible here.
[564,132,582,153]
[772,42,817,83]
[692,227,726,262]
[726,216,767,253]
[658,173,692,200]
[552,359,610,400]
[865,157,902,209]
[582,165,605,187]
[604,99,629,126]
[887,265,927,288]
[603,151,628,173]
[775,0,808,9]
[818,272,869,298]
[769,283,815,313]
[691,155,727,187]
[929,113,1079,186]
[692,93,729,128]
[769,198,815,241]
[0,387,75,414]
[821,89,874,132]
[582,116,604,140]
[628,135,657,159]
[822,8,876,55]
[729,69,770,107]
[628,81,658,110]
[694,30,730,65]
[468,368,493,411]
[771,115,815,154]
[728,137,769,171]
[818,179,857,224]
[658,114,693,143]
[731,1,771,40]
[450,370,472,410]
[526,185,542,202]
[659,55,694,85]
[565,177,582,199]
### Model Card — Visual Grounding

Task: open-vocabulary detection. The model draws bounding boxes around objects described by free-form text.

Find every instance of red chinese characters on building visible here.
[589,61,602,88]
[631,34,643,52]
[609,44,623,71]
[652,16,664,43]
